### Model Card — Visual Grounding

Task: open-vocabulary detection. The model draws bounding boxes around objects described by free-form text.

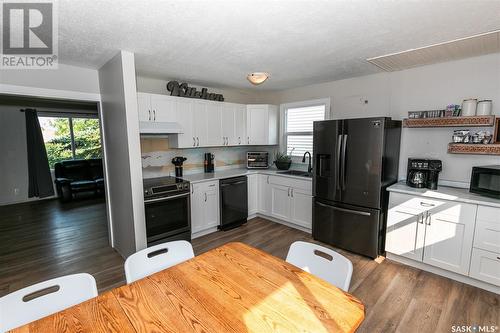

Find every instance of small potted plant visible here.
[274,149,293,170]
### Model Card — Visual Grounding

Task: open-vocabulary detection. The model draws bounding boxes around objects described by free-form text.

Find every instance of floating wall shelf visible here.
[447,143,500,155]
[403,115,495,128]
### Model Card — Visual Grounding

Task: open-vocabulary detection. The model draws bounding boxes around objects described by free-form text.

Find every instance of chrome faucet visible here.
[302,151,312,173]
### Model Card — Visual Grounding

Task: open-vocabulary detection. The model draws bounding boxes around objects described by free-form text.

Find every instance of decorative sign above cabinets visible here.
[166,81,224,101]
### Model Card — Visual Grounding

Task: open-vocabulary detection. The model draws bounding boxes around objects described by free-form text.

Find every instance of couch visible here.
[54,159,104,201]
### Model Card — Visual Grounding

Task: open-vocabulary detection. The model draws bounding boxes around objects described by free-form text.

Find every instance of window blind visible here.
[285,104,325,156]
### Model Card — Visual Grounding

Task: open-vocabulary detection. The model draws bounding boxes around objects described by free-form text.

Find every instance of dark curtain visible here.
[24,108,55,198]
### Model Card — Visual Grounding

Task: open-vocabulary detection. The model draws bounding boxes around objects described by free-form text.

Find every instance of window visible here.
[39,115,101,168]
[282,99,329,157]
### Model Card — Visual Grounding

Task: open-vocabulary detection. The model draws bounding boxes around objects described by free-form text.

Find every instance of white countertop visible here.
[180,167,313,183]
[387,182,500,208]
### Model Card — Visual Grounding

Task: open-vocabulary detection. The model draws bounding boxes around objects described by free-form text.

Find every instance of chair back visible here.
[124,240,194,284]
[286,241,353,291]
[0,273,97,332]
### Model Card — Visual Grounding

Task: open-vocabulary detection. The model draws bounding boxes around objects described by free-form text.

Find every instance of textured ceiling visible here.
[58,0,500,90]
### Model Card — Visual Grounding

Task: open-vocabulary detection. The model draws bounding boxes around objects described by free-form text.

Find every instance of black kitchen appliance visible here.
[312,117,401,259]
[171,156,187,177]
[143,176,191,246]
[469,165,500,199]
[204,153,215,173]
[219,176,248,230]
[406,158,442,190]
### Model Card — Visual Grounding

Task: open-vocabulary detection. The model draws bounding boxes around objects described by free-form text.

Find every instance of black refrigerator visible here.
[312,117,401,258]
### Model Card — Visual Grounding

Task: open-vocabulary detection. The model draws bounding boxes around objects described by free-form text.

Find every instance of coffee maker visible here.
[204,153,215,173]
[406,158,442,190]
[171,156,187,177]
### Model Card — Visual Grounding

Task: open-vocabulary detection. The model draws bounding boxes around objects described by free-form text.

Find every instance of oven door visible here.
[144,192,191,244]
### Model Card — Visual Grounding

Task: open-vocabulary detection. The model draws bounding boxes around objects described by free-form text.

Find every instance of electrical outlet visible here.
[14,188,19,196]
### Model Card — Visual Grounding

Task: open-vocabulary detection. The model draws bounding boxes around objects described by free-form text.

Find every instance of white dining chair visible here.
[124,240,195,284]
[0,273,98,332]
[286,241,353,292]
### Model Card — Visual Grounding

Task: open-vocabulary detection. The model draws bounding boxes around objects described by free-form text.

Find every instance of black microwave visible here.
[469,166,500,199]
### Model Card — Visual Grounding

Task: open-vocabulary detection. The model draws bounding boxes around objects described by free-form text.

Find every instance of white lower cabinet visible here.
[469,248,500,286]
[386,192,476,275]
[268,175,312,229]
[247,174,259,216]
[258,174,271,215]
[191,181,219,235]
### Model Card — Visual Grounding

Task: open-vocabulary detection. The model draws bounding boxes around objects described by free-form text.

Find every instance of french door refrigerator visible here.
[312,117,401,258]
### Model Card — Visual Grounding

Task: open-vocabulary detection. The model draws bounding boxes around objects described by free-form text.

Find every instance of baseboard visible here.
[192,227,219,239]
[386,252,500,294]
[255,213,312,234]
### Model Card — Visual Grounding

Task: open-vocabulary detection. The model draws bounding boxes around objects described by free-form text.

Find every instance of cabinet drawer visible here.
[269,175,312,192]
[469,248,500,286]
[476,205,500,224]
[474,219,500,254]
[388,192,445,213]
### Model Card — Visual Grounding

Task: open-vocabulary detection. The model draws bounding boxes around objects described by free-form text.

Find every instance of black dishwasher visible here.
[219,176,248,230]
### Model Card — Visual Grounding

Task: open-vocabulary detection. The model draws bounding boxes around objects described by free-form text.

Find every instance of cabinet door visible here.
[203,182,220,229]
[247,174,259,216]
[270,183,291,220]
[385,206,425,261]
[290,187,312,228]
[151,94,176,122]
[469,248,500,286]
[258,174,271,214]
[205,102,223,146]
[221,103,236,146]
[247,105,268,145]
[423,202,476,275]
[137,93,151,122]
[234,104,247,145]
[193,101,208,147]
[190,183,205,234]
[175,98,196,148]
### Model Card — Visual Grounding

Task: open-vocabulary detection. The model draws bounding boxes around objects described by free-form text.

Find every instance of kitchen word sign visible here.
[166,81,224,101]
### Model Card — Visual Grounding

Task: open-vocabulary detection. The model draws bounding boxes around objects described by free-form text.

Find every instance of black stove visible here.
[142,177,191,246]
[143,176,190,199]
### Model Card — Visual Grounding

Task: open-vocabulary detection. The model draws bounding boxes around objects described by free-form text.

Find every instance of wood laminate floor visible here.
[0,200,498,332]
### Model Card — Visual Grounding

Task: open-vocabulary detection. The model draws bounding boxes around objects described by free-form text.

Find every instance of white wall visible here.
[99,51,146,258]
[260,53,500,185]
[136,76,261,104]
[0,63,100,94]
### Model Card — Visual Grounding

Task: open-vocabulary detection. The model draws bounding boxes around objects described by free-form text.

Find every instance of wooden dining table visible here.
[10,242,365,333]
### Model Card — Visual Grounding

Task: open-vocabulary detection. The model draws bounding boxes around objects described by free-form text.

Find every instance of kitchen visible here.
[1,2,500,332]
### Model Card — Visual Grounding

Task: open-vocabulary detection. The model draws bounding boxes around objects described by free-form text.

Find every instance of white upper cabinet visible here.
[137,93,176,122]
[138,93,278,148]
[246,104,278,145]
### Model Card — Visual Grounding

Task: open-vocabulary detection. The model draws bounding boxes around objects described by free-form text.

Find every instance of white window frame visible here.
[279,98,331,162]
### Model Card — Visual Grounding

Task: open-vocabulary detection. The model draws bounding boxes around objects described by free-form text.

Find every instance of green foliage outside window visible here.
[42,117,102,168]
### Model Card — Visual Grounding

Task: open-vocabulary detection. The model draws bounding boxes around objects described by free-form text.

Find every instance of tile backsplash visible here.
[141,137,278,178]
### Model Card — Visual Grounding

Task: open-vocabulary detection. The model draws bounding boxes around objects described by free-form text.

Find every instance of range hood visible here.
[139,121,183,134]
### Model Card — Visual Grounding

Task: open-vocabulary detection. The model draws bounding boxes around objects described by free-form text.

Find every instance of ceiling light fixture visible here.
[247,72,269,85]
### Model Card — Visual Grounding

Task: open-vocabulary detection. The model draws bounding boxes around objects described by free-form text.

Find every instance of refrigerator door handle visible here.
[316,201,371,216]
[341,134,348,190]
[336,134,342,190]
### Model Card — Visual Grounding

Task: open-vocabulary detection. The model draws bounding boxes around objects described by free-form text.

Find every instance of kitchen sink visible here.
[277,170,313,178]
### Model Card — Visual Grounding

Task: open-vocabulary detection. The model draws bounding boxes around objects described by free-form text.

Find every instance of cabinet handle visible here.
[193,137,196,146]
[197,137,200,146]
[426,211,431,225]
[225,137,228,145]
[153,109,156,121]
[267,176,270,184]
[204,192,207,202]
[208,184,215,187]
[191,186,194,194]
[417,213,424,224]
[497,257,500,260]
[291,188,294,197]
[287,188,290,197]
[238,137,241,144]
[420,201,435,207]
[148,110,151,121]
